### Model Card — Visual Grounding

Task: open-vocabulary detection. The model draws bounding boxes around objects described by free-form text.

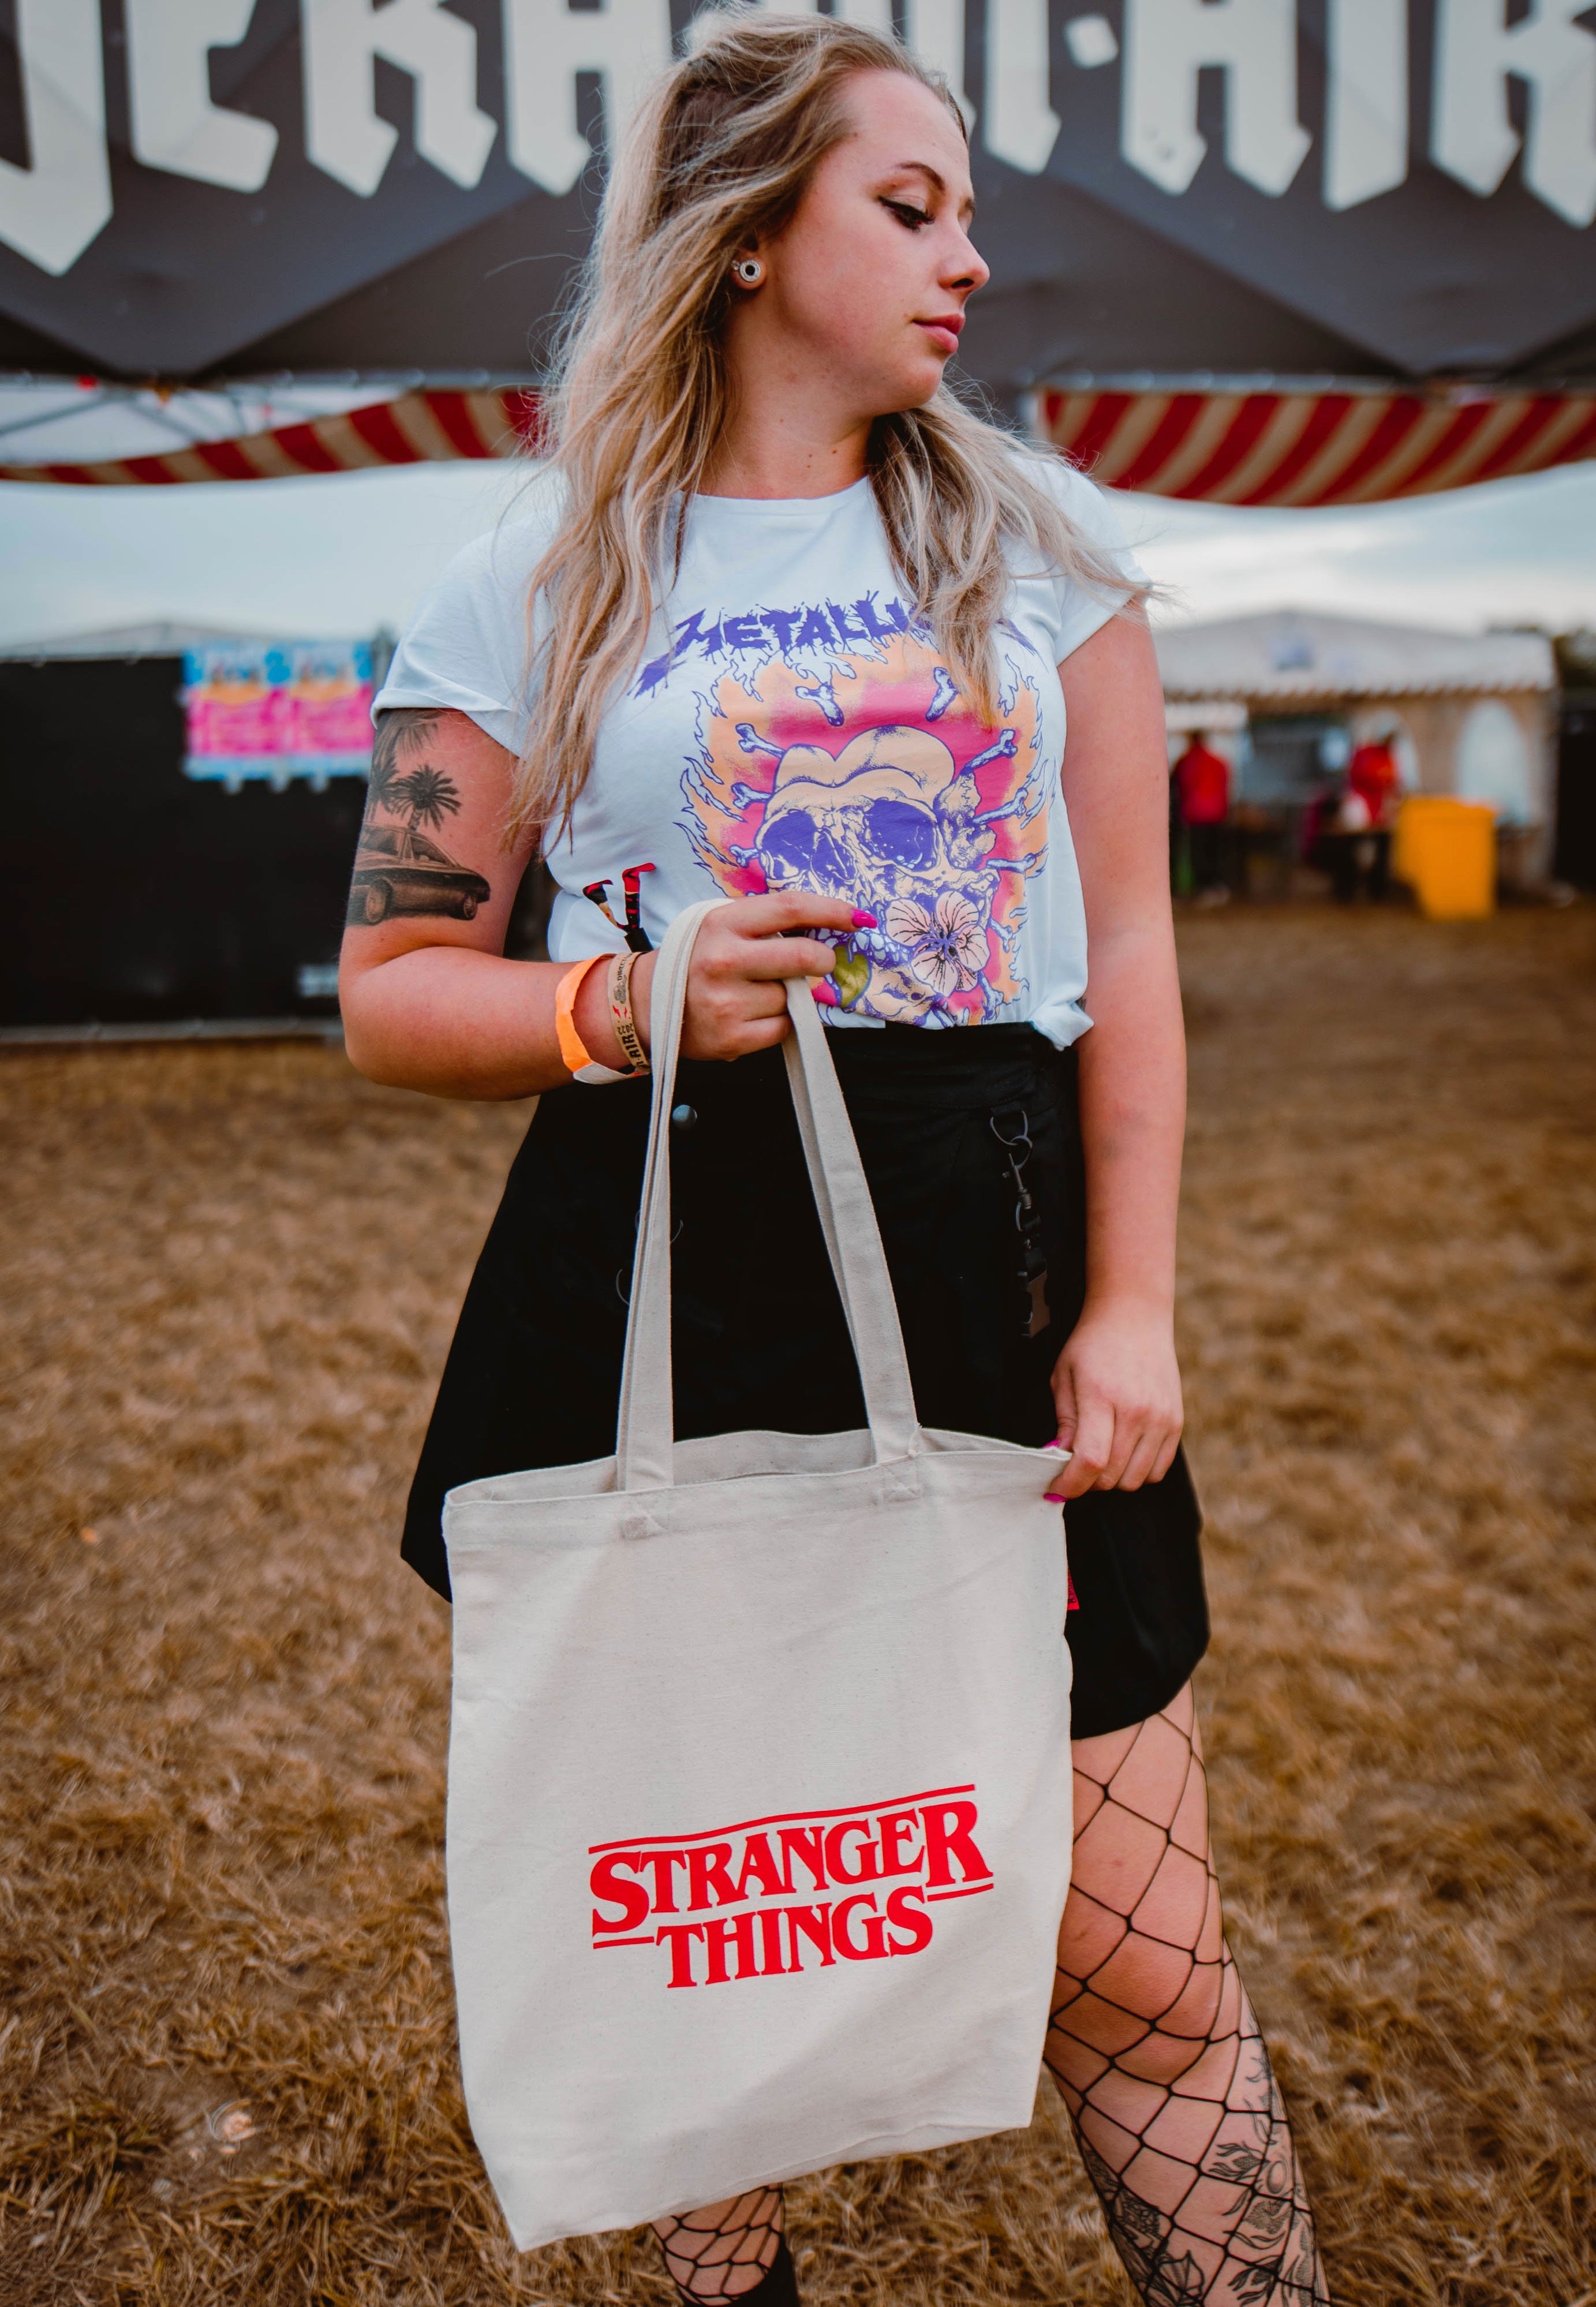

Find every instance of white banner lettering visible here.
[504,0,674,197]
[302,0,498,199]
[984,0,1059,173]
[1122,0,1311,196]
[724,0,896,25]
[1433,0,1596,227]
[4,0,1591,291]
[903,0,973,125]
[0,0,111,276]
[126,0,279,193]
[1324,0,1408,208]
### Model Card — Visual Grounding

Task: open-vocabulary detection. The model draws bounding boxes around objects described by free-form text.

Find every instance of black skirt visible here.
[403,1022,1208,1740]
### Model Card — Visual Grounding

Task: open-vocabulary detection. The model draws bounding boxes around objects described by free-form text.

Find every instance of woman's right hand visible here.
[626,892,874,1064]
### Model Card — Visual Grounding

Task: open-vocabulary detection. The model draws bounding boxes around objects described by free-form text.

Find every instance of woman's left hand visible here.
[1047,1302,1184,1496]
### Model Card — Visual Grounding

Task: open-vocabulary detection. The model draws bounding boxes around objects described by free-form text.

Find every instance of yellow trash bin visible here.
[1392,797,1497,920]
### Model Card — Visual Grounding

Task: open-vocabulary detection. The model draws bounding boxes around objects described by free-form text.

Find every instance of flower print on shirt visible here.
[677,619,1049,1026]
[885,891,991,997]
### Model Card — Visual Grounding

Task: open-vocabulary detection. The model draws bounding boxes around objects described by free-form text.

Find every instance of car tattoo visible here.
[347,822,491,925]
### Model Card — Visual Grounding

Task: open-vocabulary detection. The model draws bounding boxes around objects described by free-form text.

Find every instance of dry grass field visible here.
[2,906,1593,2307]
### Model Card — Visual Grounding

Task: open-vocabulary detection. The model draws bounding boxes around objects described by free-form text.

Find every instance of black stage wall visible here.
[0,656,555,1030]
[1555,699,1596,893]
[0,658,361,1029]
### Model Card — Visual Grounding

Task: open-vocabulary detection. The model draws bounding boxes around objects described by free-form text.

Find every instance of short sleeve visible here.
[1027,457,1150,664]
[372,493,558,754]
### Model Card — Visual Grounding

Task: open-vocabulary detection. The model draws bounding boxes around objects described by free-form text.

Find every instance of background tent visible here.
[1,0,1594,498]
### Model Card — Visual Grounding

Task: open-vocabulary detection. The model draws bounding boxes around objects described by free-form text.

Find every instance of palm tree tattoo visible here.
[346,709,491,927]
[392,764,461,841]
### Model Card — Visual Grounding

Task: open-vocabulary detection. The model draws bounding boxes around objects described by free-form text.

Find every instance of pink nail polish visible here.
[812,979,839,1006]
[851,908,879,929]
[1045,1439,1068,1451]
[1043,1491,1067,1504]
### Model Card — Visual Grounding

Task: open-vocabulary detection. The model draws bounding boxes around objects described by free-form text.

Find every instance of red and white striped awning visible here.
[1037,382,1596,507]
[0,387,543,485]
[3,379,1594,506]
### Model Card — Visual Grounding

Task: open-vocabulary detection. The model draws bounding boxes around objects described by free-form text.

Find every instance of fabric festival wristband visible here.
[608,951,651,1077]
[555,954,631,1085]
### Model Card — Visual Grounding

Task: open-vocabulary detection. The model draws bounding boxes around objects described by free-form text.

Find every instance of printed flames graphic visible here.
[681,631,1048,1026]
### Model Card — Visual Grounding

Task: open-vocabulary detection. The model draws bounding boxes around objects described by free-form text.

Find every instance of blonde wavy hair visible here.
[513,7,1129,843]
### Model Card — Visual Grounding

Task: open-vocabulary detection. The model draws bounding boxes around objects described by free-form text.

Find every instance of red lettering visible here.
[884,1885,933,1954]
[757,1906,790,1975]
[875,1810,923,1879]
[735,1832,786,1901]
[610,1800,985,1986]
[832,1892,888,1960]
[920,1801,991,1888]
[640,1850,687,1915]
[785,1902,835,1970]
[702,1911,759,1984]
[657,1922,704,1987]
[823,1820,881,1885]
[686,1843,739,1910]
[779,1825,828,1893]
[589,1851,650,1935]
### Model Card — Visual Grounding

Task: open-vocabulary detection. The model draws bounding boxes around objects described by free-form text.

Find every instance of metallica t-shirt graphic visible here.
[671,607,1045,1027]
[375,461,1145,1049]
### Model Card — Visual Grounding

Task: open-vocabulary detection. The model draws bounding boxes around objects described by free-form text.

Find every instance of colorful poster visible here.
[183,641,374,786]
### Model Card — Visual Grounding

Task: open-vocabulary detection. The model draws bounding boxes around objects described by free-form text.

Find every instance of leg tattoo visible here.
[655,2187,788,2304]
[1046,1685,1329,2305]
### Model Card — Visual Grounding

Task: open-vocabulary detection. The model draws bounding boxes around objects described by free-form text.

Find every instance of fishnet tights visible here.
[654,2187,784,2302]
[1046,1683,1329,2304]
[655,1687,1326,2306]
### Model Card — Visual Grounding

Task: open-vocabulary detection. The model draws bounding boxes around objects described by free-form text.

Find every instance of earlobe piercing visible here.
[732,256,764,287]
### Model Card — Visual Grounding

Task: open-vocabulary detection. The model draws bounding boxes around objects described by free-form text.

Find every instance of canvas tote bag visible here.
[444,898,1074,2252]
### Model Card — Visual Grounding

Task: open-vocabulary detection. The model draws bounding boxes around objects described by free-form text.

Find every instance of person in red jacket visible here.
[1172,732,1232,898]
[1348,737,1400,831]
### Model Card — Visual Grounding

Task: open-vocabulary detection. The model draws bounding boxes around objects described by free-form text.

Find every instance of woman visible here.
[340,14,1328,2303]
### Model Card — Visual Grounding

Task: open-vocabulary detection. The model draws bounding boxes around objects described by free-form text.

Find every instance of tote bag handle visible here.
[614,899,920,1492]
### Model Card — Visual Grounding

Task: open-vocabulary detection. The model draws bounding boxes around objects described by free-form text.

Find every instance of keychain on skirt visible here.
[991,1108,1051,1339]
[992,1107,1081,1610]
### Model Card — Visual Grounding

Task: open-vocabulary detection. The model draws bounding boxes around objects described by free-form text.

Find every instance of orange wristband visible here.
[555,954,629,1084]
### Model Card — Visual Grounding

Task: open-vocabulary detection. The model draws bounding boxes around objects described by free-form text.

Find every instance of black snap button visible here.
[670,1104,698,1132]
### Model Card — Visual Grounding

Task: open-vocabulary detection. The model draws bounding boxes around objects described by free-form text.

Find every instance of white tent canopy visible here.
[1154,610,1557,703]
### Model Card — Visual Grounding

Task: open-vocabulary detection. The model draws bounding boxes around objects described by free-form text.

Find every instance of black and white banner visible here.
[0,0,1592,389]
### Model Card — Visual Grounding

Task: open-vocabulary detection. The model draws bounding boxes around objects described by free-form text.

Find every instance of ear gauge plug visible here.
[732,255,764,287]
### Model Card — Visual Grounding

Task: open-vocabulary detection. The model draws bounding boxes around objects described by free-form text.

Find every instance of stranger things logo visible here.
[589,1785,991,1990]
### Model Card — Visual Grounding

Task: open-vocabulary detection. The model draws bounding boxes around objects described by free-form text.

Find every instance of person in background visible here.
[1173,730,1232,903]
[1308,734,1398,903]
[1347,734,1400,835]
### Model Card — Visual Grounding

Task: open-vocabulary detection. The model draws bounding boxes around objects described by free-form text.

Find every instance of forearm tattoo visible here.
[346,708,492,927]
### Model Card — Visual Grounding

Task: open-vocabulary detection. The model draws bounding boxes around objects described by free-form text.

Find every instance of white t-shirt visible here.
[375,461,1143,1046]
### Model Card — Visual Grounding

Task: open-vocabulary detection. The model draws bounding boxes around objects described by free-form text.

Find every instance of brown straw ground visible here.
[2,905,1593,2307]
